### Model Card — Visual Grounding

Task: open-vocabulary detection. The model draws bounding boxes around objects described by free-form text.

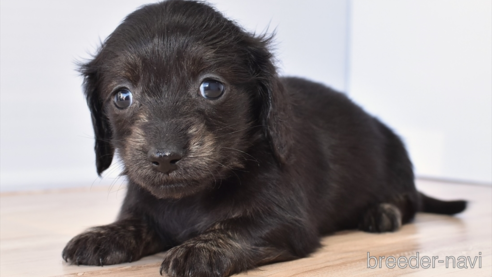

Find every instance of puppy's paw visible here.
[62,224,141,266]
[160,236,237,277]
[358,203,402,233]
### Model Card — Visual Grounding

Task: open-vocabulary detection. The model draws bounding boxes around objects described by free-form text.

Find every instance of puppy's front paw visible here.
[160,236,237,277]
[62,223,141,266]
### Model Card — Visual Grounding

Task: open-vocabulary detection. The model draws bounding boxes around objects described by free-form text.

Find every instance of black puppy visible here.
[62,1,466,276]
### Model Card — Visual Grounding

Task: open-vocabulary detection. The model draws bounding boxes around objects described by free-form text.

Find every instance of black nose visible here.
[148,148,183,174]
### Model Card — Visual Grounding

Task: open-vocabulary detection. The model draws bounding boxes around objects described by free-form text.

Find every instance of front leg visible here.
[62,218,165,266]
[160,217,318,277]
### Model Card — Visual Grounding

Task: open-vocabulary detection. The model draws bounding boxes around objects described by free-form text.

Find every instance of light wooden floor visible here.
[1,179,490,277]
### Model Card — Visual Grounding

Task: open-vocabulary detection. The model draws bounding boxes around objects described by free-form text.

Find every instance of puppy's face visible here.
[82,1,290,199]
[111,65,255,198]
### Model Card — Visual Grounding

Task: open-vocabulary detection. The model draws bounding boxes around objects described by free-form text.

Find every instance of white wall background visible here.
[0,0,348,191]
[349,0,491,184]
[0,0,490,192]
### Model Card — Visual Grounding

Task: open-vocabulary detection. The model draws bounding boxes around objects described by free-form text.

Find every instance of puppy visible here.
[62,1,467,276]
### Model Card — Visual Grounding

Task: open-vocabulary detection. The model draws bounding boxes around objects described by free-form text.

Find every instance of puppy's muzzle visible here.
[148,148,183,174]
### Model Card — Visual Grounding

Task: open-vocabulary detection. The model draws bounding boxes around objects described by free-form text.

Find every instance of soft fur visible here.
[62,1,467,276]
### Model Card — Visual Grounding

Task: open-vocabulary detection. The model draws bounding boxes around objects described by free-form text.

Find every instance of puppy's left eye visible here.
[200,80,224,100]
[114,89,133,109]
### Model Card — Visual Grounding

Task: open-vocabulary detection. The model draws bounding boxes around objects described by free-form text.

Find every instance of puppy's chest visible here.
[154,200,223,243]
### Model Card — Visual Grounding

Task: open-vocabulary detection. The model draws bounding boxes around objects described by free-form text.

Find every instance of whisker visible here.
[221,147,260,164]
[202,158,243,188]
[210,125,263,138]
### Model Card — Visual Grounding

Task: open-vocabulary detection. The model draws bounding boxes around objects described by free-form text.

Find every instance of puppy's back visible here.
[280,77,418,232]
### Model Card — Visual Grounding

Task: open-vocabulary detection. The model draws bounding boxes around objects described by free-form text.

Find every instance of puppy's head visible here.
[82,0,292,198]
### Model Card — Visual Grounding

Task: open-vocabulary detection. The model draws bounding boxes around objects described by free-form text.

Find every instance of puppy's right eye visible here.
[114,89,133,109]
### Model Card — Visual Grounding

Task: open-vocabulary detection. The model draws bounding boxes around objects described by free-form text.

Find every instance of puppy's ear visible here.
[247,36,293,164]
[264,78,293,164]
[80,63,114,176]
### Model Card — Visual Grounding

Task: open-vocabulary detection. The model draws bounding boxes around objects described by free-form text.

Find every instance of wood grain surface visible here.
[1,179,490,277]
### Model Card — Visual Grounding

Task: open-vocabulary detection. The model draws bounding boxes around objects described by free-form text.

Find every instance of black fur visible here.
[62,1,467,276]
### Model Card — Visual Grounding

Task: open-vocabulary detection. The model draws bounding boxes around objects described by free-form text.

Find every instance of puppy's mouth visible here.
[141,178,205,199]
[124,153,227,199]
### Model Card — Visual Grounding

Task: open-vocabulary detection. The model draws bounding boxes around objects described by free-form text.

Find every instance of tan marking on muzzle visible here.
[188,123,217,159]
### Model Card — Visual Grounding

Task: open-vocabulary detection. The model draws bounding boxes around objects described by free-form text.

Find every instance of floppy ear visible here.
[80,64,114,175]
[246,36,293,165]
[263,78,293,164]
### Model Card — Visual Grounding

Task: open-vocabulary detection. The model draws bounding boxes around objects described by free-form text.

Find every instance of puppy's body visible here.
[62,1,466,276]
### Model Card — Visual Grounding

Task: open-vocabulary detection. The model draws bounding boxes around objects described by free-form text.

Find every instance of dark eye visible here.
[200,80,224,100]
[114,89,133,109]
